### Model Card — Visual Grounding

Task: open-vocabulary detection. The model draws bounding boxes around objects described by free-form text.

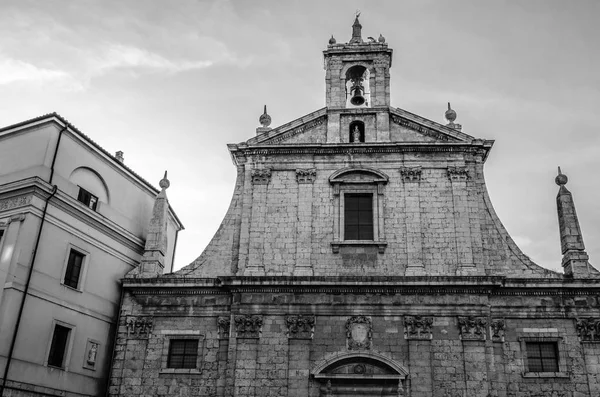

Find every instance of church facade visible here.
[109,18,600,397]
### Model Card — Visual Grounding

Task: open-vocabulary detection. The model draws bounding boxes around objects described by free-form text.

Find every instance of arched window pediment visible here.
[329,167,389,185]
[312,351,407,379]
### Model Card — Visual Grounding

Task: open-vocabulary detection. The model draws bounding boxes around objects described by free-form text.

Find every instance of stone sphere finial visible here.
[329,35,336,45]
[159,170,170,190]
[259,105,272,127]
[445,102,457,123]
[555,166,568,186]
[378,33,385,43]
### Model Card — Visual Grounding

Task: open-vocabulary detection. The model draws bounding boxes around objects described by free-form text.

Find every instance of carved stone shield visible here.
[346,316,372,350]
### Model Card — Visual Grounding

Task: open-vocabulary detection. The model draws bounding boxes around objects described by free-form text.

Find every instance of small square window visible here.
[77,187,98,211]
[344,194,373,240]
[48,324,71,368]
[526,342,559,372]
[64,249,85,289]
[167,339,199,369]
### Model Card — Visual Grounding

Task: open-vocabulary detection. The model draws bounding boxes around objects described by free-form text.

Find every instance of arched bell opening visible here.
[312,353,408,396]
[349,121,365,143]
[345,65,371,108]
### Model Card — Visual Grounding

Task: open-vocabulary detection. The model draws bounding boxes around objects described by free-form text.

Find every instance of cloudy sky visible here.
[1,0,598,273]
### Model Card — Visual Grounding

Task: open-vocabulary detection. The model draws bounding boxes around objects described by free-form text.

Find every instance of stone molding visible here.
[346,316,372,350]
[0,195,32,212]
[296,169,317,184]
[458,316,487,340]
[390,114,454,142]
[576,318,600,342]
[251,169,272,185]
[490,318,505,342]
[404,315,433,340]
[217,316,231,339]
[447,166,469,182]
[285,314,315,339]
[263,117,327,145]
[399,166,422,183]
[126,316,153,339]
[234,314,263,339]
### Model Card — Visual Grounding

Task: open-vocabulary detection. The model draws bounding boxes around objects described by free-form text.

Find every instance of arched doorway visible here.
[311,352,408,396]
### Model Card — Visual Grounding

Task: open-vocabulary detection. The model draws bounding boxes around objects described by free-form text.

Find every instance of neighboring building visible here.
[0,113,183,397]
[108,17,600,397]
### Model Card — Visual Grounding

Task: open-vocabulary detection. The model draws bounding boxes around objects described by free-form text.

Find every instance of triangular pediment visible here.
[245,107,478,146]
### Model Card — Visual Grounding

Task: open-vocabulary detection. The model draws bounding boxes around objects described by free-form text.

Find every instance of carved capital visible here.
[346,316,372,350]
[251,169,272,185]
[399,166,422,183]
[125,316,153,339]
[296,169,317,184]
[490,319,505,342]
[457,316,487,340]
[447,166,469,182]
[234,314,263,338]
[217,316,231,339]
[576,318,600,341]
[285,315,315,339]
[404,315,433,340]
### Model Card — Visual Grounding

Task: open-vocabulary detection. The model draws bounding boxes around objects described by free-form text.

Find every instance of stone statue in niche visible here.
[352,126,361,143]
[87,342,98,365]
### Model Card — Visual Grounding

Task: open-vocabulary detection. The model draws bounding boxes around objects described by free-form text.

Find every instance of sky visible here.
[0,0,599,273]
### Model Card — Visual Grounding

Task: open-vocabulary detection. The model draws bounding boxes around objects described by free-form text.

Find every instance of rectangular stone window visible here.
[77,187,98,211]
[48,324,71,368]
[64,249,85,289]
[344,193,373,240]
[526,342,559,372]
[167,339,199,369]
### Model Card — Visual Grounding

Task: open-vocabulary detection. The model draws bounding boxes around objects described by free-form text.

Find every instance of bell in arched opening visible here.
[345,65,370,108]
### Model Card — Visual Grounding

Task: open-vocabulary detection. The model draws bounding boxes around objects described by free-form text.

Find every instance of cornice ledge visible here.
[218,275,505,287]
[122,276,221,288]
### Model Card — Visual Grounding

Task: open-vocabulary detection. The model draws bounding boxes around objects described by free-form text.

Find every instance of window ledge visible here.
[522,372,569,378]
[331,241,387,254]
[159,368,202,375]
[61,283,83,293]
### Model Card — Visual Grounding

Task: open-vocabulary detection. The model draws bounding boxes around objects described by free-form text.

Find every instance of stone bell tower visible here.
[323,14,392,109]
[324,15,393,143]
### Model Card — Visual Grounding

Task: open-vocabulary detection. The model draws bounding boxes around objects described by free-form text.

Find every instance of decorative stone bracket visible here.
[576,318,600,341]
[126,316,153,339]
[251,169,272,185]
[217,316,231,339]
[286,314,315,339]
[457,316,487,341]
[346,316,372,350]
[234,314,263,339]
[296,169,317,184]
[331,241,387,254]
[404,315,433,340]
[447,166,469,182]
[399,166,422,183]
[490,319,505,342]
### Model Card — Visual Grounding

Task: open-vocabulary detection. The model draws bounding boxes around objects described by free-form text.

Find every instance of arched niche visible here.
[311,352,408,396]
[349,120,365,143]
[69,167,110,205]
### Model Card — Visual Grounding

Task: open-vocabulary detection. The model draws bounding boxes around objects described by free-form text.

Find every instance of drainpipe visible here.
[0,124,66,396]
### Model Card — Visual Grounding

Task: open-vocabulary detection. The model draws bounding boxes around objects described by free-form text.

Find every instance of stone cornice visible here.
[0,177,146,254]
[229,141,492,161]
[121,275,600,296]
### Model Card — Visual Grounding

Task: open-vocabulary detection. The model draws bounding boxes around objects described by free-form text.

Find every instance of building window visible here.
[526,342,559,373]
[63,249,85,289]
[48,324,71,368]
[0,229,4,244]
[77,187,98,211]
[167,339,199,369]
[344,194,373,240]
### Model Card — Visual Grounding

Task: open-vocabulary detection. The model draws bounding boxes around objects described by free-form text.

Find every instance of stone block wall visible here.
[108,287,600,397]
